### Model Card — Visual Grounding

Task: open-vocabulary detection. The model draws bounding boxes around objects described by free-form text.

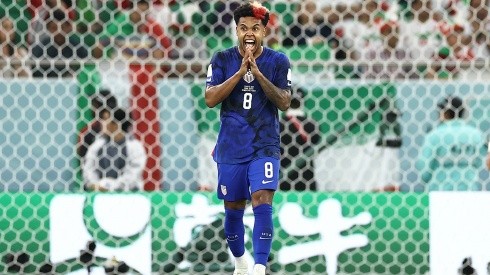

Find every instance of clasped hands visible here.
[239,48,260,77]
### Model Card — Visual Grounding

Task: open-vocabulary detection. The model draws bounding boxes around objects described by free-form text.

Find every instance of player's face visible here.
[236,17,266,56]
[100,111,115,135]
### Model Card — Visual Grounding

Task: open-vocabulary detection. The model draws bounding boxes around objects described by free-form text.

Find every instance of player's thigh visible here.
[248,157,279,194]
[217,162,251,202]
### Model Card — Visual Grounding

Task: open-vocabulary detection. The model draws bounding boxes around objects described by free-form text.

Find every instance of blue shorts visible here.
[217,157,279,201]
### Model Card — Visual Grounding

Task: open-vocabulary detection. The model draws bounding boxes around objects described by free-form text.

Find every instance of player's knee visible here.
[224,200,247,210]
[251,190,274,207]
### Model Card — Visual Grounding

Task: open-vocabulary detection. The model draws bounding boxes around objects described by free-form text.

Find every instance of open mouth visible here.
[244,39,255,51]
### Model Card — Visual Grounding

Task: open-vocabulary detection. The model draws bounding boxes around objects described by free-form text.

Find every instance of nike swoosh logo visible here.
[262,180,273,184]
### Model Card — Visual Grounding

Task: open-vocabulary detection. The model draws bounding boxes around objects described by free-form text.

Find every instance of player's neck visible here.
[254,46,264,58]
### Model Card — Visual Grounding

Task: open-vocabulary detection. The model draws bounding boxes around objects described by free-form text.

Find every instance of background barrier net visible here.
[0,0,489,274]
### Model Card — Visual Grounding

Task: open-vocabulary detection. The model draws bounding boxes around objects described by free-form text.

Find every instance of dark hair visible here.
[112,108,132,133]
[233,1,270,26]
[437,95,465,119]
[91,89,118,110]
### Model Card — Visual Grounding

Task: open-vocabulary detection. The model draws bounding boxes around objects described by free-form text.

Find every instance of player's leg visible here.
[225,200,248,275]
[249,157,279,275]
[217,162,251,275]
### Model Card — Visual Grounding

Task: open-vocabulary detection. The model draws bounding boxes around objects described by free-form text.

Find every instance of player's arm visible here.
[254,74,291,111]
[205,74,243,108]
[205,51,252,108]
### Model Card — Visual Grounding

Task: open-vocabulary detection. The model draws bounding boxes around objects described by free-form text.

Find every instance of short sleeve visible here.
[274,53,291,90]
[206,52,225,87]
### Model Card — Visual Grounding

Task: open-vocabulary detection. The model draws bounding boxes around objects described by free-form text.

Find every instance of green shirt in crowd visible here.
[416,119,485,191]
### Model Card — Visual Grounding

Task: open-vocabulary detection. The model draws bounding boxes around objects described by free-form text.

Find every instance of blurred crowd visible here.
[0,0,489,79]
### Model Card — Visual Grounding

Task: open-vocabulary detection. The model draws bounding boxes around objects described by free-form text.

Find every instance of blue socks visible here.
[252,204,273,266]
[224,205,274,266]
[224,208,245,257]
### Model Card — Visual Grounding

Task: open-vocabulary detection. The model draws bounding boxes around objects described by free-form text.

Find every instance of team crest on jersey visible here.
[221,185,227,196]
[206,64,213,82]
[243,70,254,83]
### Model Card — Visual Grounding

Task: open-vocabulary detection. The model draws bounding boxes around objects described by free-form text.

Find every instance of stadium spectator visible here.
[31,9,88,78]
[440,0,487,31]
[190,0,241,52]
[469,0,490,61]
[83,108,146,191]
[92,0,171,191]
[468,0,489,43]
[275,0,333,80]
[75,0,121,49]
[428,22,475,79]
[77,89,119,160]
[279,88,320,191]
[1,0,30,46]
[474,30,490,61]
[282,0,332,47]
[27,0,75,45]
[167,23,207,77]
[331,0,382,78]
[362,21,409,80]
[416,96,485,191]
[149,0,174,30]
[0,16,30,78]
[314,0,341,10]
[92,0,171,61]
[399,0,440,62]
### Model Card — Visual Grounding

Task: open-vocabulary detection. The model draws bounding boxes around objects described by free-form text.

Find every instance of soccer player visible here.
[205,2,292,275]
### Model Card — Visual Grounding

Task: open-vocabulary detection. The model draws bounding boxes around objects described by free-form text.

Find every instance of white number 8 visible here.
[264,162,273,178]
[243,93,252,109]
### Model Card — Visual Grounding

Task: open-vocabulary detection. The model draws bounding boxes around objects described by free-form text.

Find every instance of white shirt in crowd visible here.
[83,134,147,191]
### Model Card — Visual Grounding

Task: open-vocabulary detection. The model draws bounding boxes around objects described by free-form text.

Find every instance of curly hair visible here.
[233,1,270,26]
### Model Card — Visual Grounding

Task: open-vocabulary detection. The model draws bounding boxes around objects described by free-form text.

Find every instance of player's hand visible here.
[238,49,251,76]
[247,49,260,76]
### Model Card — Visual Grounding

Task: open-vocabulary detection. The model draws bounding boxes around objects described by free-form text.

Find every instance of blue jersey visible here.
[206,46,291,164]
